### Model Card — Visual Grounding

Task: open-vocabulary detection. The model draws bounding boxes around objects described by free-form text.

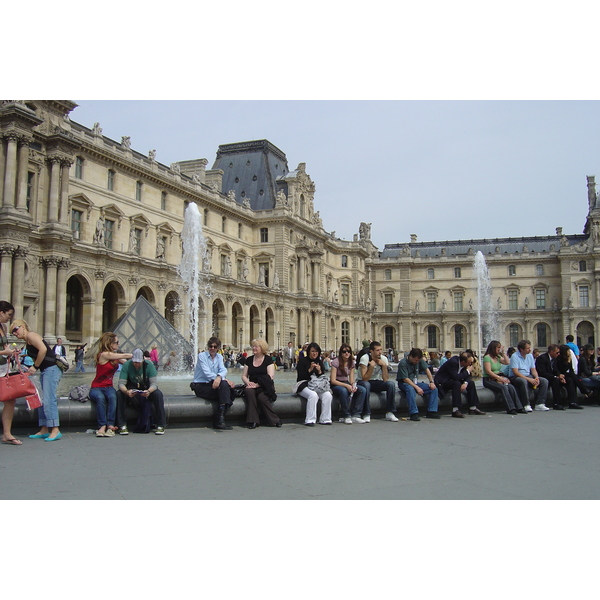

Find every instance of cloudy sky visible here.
[70,99,600,249]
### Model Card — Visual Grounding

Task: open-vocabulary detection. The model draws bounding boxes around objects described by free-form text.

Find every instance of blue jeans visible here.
[75,360,85,372]
[332,384,367,418]
[400,382,439,414]
[38,365,62,428]
[358,379,396,412]
[89,386,117,427]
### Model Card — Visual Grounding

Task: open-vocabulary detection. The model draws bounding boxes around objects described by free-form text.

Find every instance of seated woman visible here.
[241,338,281,429]
[89,332,132,437]
[295,342,333,426]
[482,340,523,415]
[555,344,589,409]
[330,343,367,424]
[578,344,600,401]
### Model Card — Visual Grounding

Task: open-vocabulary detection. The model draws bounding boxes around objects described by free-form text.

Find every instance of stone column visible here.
[11,246,27,317]
[298,256,306,292]
[42,257,59,338]
[58,160,71,224]
[0,245,15,297]
[0,135,6,201]
[55,258,69,339]
[94,270,106,341]
[2,134,18,207]
[47,157,61,223]
[15,139,30,211]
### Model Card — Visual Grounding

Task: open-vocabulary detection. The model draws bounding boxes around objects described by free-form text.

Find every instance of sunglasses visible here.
[208,344,219,349]
[11,326,20,334]
[341,349,351,353]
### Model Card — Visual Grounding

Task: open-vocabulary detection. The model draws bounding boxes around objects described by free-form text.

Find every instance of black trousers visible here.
[190,380,235,409]
[244,387,279,425]
[440,379,480,409]
[116,389,166,427]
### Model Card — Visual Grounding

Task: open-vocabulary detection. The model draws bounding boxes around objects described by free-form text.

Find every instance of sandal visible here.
[1,437,23,446]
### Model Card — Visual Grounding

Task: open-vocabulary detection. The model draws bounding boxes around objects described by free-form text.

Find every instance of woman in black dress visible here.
[242,338,281,429]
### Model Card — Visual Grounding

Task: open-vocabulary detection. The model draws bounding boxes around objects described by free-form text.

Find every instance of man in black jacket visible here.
[434,351,485,418]
[536,344,584,410]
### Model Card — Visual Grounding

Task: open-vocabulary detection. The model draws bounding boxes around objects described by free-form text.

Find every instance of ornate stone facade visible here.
[1,100,599,355]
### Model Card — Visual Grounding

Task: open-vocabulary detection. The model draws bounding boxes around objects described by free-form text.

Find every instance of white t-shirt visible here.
[359,353,388,381]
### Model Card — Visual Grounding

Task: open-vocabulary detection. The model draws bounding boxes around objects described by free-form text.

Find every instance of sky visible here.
[70,99,600,249]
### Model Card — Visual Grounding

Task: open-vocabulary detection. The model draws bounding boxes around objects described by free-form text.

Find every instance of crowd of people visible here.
[2,296,598,443]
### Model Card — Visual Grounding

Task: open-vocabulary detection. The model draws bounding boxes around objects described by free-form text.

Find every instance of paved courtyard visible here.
[2,396,600,500]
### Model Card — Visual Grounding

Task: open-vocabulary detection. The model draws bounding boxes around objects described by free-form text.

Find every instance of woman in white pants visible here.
[295,342,332,426]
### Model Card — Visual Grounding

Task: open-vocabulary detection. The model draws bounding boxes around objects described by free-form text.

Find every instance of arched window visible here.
[341,321,350,344]
[536,323,548,348]
[454,325,465,348]
[509,323,521,347]
[427,325,438,348]
[384,326,395,350]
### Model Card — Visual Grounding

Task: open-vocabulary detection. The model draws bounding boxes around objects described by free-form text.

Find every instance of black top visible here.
[26,339,58,371]
[246,355,276,401]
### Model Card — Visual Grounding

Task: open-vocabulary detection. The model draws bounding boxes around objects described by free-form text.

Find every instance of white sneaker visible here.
[343,417,353,424]
[351,416,366,424]
[362,415,371,423]
[534,404,550,411]
[385,412,399,422]
[524,405,533,413]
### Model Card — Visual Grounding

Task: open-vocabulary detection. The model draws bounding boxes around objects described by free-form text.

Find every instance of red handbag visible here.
[0,354,38,403]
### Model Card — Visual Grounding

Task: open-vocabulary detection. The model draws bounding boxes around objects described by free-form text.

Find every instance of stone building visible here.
[1,99,599,358]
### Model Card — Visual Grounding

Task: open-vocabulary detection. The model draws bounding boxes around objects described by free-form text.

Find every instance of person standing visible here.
[12,319,63,441]
[52,337,67,359]
[242,338,281,428]
[149,344,159,369]
[74,343,86,372]
[0,301,21,445]
[191,337,236,430]
[284,341,294,371]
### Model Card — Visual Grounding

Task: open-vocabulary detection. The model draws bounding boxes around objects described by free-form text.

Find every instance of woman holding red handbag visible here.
[0,301,21,446]
[11,318,63,442]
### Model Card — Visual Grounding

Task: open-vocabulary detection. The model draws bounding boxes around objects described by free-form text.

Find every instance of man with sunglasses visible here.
[191,337,236,430]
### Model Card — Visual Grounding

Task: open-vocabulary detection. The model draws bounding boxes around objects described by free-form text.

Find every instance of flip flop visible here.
[1,438,23,446]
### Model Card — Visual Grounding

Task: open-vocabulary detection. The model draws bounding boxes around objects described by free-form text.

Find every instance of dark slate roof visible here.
[212,140,289,211]
[380,235,588,258]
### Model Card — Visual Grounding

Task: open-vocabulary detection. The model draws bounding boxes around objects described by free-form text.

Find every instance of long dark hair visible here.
[306,342,322,359]
[338,343,354,371]
[558,344,572,364]
[484,340,501,358]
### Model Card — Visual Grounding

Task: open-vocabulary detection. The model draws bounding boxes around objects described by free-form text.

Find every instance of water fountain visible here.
[178,202,207,367]
[473,251,500,355]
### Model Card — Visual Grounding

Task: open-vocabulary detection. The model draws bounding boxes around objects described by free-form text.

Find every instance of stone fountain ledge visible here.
[6,384,589,428]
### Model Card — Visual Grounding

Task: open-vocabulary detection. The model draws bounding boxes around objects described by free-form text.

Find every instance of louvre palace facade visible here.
[2,99,600,356]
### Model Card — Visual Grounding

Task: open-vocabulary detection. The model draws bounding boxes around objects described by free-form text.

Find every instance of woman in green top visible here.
[482,340,524,415]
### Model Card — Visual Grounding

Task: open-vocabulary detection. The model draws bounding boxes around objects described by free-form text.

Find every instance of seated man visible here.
[396,348,440,421]
[357,340,397,422]
[509,339,549,411]
[434,351,486,418]
[191,336,236,430]
[116,348,166,435]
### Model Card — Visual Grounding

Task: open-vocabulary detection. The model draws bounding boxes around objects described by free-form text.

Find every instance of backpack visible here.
[69,384,90,402]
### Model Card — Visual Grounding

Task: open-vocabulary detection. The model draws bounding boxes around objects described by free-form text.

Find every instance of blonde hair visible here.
[251,338,269,354]
[96,332,118,363]
[9,318,30,333]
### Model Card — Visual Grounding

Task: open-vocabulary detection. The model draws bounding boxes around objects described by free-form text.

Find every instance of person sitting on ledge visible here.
[116,348,166,435]
[396,347,440,421]
[191,337,236,430]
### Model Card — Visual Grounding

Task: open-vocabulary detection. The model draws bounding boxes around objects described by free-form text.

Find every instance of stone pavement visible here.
[2,403,600,500]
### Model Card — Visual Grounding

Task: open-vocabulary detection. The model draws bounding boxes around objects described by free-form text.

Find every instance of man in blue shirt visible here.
[509,339,549,412]
[396,348,440,421]
[191,337,236,430]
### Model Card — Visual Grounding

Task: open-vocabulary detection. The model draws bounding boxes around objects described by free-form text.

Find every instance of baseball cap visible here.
[132,348,144,362]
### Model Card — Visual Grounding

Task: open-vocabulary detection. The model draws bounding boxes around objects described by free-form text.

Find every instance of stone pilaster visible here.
[41,256,59,338]
[46,157,61,223]
[0,244,15,296]
[55,258,70,339]
[11,246,27,316]
[2,134,19,207]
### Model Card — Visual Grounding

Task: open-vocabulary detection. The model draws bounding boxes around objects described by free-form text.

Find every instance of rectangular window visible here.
[508,290,518,310]
[204,209,209,227]
[71,209,82,239]
[454,326,464,348]
[105,219,114,249]
[427,292,436,312]
[509,324,520,347]
[427,326,437,348]
[238,223,243,239]
[341,255,348,268]
[341,283,350,305]
[133,228,142,255]
[220,254,227,276]
[260,227,268,243]
[535,289,546,309]
[341,321,350,345]
[27,171,34,211]
[454,267,461,278]
[75,157,83,179]
[384,293,393,312]
[108,169,115,191]
[222,216,227,233]
[136,181,142,201]
[580,286,589,308]
[454,291,463,311]
[237,259,243,280]
[161,191,167,211]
